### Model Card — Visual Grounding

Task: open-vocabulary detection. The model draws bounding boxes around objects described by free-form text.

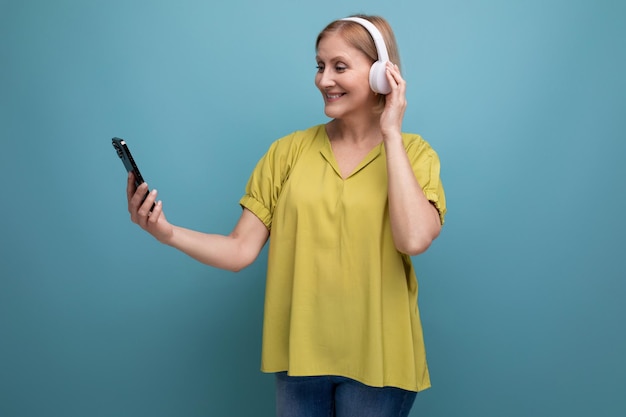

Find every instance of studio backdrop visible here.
[1,0,624,416]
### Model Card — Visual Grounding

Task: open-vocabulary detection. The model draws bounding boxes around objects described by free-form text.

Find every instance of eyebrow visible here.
[315,55,350,62]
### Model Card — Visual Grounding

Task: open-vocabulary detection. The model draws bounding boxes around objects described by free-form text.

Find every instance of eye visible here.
[315,62,347,73]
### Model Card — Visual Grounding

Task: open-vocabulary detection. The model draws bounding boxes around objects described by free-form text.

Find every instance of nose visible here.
[316,69,335,89]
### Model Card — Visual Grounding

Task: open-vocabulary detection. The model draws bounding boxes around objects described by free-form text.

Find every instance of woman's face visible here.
[315,33,377,119]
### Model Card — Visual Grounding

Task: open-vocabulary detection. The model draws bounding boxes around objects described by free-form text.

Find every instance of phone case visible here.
[112,137,146,188]
[112,137,154,211]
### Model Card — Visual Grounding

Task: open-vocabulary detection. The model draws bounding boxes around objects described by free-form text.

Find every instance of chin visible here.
[323,105,343,119]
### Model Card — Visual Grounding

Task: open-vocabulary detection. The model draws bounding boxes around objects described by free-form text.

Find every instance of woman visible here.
[127,14,446,417]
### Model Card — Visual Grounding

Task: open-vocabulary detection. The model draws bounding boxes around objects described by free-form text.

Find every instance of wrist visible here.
[157,224,177,246]
[382,130,402,144]
[382,132,404,150]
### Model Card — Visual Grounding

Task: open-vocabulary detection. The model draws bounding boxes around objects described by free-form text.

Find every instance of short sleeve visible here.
[405,135,447,225]
[239,132,302,229]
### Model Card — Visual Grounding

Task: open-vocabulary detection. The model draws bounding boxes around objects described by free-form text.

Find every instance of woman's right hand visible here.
[126,172,269,271]
[127,172,173,244]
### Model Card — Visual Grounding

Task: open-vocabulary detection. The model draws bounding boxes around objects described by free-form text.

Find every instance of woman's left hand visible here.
[380,62,407,141]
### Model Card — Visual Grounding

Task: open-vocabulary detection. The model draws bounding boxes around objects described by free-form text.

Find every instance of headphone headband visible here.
[340,16,392,94]
[340,17,390,62]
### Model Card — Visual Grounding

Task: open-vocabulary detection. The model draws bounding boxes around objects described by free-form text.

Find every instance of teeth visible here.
[327,93,343,99]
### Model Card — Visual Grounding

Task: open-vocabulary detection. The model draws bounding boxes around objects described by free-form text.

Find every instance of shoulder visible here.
[265,124,327,159]
[401,132,439,159]
[272,124,326,148]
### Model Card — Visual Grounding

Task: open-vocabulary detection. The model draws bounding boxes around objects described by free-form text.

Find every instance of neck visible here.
[327,117,382,145]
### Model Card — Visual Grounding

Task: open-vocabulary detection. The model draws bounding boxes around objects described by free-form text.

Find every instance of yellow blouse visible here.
[239,124,446,392]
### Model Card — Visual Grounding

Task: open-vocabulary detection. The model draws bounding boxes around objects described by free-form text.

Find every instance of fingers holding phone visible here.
[114,137,154,214]
[114,137,173,242]
[127,174,148,221]
[126,172,148,220]
[127,174,172,242]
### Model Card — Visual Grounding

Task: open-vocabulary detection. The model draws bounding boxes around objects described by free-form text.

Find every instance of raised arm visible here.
[380,62,442,255]
[127,173,269,272]
[384,137,442,255]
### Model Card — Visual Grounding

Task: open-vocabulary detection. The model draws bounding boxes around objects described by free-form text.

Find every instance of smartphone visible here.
[112,137,154,211]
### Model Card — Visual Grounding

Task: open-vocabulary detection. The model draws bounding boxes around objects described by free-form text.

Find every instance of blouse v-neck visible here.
[319,129,384,180]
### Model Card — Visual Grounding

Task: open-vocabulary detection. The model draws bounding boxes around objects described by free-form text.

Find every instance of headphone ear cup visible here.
[369,61,391,95]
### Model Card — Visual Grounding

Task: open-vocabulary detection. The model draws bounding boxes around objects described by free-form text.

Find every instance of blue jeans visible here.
[275,372,417,417]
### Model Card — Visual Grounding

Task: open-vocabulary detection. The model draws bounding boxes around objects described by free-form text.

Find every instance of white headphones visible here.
[341,17,391,94]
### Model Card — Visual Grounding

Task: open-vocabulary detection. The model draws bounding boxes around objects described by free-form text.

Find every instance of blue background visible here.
[1,0,625,416]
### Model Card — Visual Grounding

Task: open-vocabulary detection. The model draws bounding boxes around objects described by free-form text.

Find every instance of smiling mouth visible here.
[326,93,345,100]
